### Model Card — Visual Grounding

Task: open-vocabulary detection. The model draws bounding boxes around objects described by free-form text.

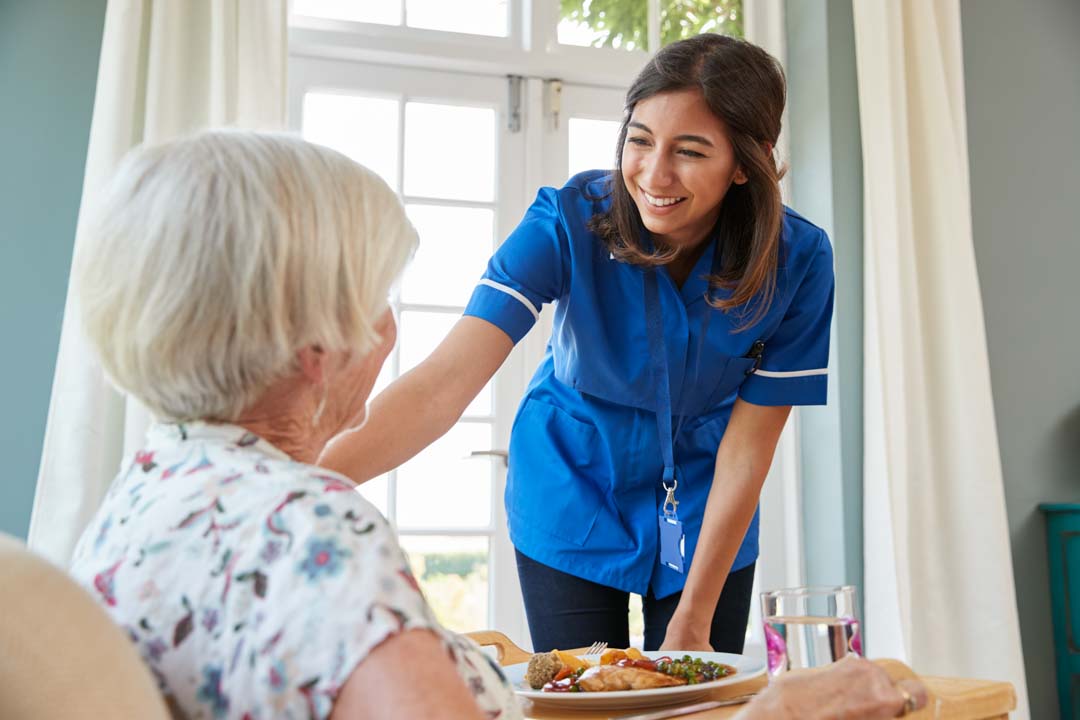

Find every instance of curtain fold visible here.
[854,2,1029,716]
[29,0,287,567]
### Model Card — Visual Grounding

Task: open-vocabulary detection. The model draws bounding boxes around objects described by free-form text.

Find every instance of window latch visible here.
[507,75,523,133]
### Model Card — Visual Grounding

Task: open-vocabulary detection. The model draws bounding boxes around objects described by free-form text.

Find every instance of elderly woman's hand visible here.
[738,655,928,720]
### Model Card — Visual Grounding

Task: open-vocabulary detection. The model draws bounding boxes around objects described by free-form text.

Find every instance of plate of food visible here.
[505,647,766,710]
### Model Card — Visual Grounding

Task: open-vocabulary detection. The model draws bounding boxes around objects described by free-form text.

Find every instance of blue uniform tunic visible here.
[464,171,834,599]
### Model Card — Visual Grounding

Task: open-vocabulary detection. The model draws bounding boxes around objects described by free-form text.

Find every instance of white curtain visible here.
[854,1,1029,716]
[29,0,288,567]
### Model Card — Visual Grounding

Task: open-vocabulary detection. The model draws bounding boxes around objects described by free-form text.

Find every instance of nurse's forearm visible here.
[676,400,791,627]
[319,317,514,483]
[677,450,767,624]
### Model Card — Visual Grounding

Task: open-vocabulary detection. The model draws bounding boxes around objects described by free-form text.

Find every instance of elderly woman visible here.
[66,130,923,720]
[67,131,518,719]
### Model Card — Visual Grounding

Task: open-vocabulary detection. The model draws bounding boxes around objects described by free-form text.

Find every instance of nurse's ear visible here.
[733,140,773,186]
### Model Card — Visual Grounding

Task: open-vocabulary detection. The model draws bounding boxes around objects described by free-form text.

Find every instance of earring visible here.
[311,383,329,427]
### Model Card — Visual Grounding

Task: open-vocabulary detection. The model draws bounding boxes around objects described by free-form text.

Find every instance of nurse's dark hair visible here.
[589,33,786,329]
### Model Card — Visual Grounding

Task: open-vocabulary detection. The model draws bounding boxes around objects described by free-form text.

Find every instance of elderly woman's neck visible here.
[235,414,326,464]
[231,385,328,465]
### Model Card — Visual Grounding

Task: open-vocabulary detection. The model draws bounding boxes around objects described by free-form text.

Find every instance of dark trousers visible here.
[515,549,755,653]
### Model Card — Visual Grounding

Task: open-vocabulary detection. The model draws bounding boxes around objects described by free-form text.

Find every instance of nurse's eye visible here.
[626,136,651,147]
[678,148,707,158]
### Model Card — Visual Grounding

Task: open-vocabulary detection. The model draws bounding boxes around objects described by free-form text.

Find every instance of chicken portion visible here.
[576,664,688,691]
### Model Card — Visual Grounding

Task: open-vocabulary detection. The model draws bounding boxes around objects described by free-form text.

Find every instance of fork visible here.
[584,640,608,656]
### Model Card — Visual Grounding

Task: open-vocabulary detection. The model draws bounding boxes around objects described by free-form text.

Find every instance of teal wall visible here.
[784,0,864,596]
[0,0,107,538]
[961,1,1080,716]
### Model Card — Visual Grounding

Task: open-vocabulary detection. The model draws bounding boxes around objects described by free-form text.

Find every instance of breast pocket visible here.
[506,399,607,546]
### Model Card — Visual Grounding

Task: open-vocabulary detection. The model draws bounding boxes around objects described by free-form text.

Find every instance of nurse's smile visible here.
[641,190,687,212]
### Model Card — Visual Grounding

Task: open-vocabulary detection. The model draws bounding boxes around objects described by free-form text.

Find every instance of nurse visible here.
[321,33,834,654]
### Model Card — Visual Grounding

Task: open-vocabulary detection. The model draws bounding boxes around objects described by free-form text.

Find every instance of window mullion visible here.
[525,0,557,53]
[386,93,408,527]
[398,527,496,537]
[648,0,661,54]
[396,99,407,197]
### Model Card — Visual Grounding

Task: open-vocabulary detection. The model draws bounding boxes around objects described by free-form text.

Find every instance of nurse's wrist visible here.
[670,598,713,627]
[676,583,722,624]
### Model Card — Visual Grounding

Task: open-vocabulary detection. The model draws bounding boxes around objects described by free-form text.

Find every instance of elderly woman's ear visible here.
[296,345,330,386]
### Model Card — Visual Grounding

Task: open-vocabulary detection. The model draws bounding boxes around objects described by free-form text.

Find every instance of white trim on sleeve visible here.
[477,279,541,321]
[753,368,829,378]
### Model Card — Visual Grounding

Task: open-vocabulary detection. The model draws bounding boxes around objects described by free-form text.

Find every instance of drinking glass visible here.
[760,585,861,676]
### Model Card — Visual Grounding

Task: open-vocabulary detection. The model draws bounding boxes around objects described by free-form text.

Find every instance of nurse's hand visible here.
[320,317,513,483]
[658,615,713,652]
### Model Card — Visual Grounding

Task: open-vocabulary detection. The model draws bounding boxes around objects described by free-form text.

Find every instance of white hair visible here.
[75,130,417,422]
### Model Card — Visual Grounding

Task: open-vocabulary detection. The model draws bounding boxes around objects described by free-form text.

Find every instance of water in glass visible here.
[761,586,861,676]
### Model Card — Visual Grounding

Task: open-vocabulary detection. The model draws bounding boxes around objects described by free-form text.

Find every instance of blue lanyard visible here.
[644,268,677,487]
[643,264,714,509]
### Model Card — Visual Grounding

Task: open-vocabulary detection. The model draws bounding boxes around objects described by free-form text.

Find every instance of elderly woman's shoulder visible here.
[117,421,397,566]
[244,459,404,584]
[272,459,389,531]
[234,451,391,537]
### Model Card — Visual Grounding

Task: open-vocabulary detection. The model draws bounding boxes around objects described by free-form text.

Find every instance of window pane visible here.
[292,0,401,27]
[660,1,743,45]
[403,205,493,306]
[404,103,495,202]
[558,0,647,50]
[629,593,645,648]
[406,0,508,36]
[302,93,400,189]
[399,311,492,415]
[396,423,493,528]
[354,474,389,517]
[568,118,622,178]
[400,535,488,632]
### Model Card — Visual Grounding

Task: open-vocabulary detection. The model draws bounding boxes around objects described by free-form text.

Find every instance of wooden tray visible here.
[466,630,1016,720]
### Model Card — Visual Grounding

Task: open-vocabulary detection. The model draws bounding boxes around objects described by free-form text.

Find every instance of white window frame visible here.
[288,57,532,646]
[290,0,648,88]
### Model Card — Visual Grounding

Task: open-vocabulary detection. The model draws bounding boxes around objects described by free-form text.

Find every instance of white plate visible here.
[506,651,766,711]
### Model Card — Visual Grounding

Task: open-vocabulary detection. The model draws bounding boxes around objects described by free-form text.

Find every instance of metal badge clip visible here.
[662,477,679,519]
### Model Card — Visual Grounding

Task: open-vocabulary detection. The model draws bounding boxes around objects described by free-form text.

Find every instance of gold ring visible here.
[896,686,918,716]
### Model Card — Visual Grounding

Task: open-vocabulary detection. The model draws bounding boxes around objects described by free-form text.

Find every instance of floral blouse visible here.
[69,421,521,720]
